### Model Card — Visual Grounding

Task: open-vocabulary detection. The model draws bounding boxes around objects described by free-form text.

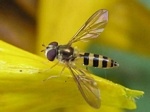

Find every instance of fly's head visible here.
[44,42,58,61]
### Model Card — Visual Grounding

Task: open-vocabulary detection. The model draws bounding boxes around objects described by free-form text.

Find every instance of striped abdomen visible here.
[77,53,119,68]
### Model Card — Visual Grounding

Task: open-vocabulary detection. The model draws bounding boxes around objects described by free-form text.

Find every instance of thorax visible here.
[56,45,78,62]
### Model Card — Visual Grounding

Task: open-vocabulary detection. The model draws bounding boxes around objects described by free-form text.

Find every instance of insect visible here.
[42,9,119,109]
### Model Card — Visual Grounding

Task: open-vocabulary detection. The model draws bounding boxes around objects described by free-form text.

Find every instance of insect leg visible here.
[43,65,66,82]
[39,61,59,73]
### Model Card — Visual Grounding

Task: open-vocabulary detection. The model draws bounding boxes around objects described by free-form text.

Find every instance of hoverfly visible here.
[42,9,119,109]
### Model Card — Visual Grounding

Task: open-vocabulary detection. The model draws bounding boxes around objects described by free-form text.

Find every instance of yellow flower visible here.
[0,40,144,111]
[0,0,147,112]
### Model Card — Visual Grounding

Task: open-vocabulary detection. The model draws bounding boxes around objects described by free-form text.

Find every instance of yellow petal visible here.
[0,40,144,111]
[36,0,150,58]
[94,1,150,57]
[36,0,110,55]
[54,105,124,112]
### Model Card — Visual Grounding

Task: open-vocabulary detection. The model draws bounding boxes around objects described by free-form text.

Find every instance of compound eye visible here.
[46,49,57,61]
[49,42,58,46]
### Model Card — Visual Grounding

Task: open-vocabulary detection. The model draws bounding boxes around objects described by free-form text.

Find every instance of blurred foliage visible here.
[0,0,36,52]
[0,0,149,112]
[137,0,150,9]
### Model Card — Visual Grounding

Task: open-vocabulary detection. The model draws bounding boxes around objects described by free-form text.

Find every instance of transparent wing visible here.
[67,64,100,108]
[67,9,108,46]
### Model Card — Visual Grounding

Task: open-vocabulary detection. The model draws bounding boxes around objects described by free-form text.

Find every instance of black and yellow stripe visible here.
[78,53,118,68]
